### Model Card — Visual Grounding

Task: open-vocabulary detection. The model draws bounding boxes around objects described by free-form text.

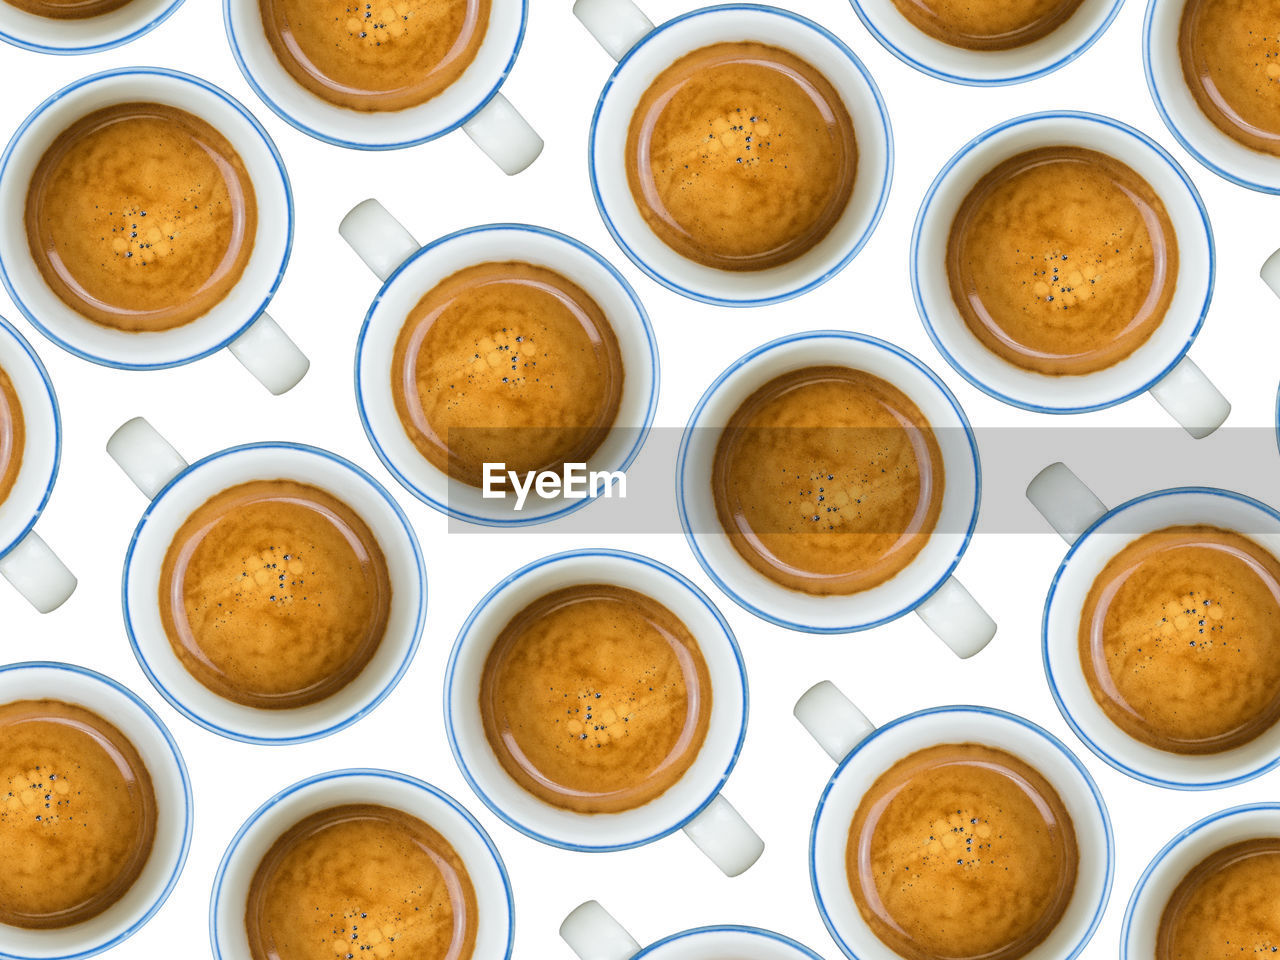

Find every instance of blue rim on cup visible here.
[587,3,894,307]
[0,0,185,55]
[632,927,827,959]
[209,768,515,960]
[0,315,59,562]
[0,661,193,960]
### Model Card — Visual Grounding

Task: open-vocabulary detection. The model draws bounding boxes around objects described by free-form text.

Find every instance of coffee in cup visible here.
[3,0,130,17]
[0,364,23,509]
[890,0,1087,50]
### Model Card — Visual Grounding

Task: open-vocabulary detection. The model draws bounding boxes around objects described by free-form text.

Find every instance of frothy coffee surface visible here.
[391,261,625,488]
[0,365,24,509]
[246,804,477,960]
[1158,838,1280,960]
[847,743,1079,960]
[26,102,257,333]
[3,0,130,18]
[1180,0,1280,156]
[0,699,156,930]
[889,0,1086,50]
[947,146,1178,375]
[626,41,857,272]
[1079,525,1280,754]
[159,479,392,709]
[711,366,945,596]
[479,584,712,814]
[260,0,490,112]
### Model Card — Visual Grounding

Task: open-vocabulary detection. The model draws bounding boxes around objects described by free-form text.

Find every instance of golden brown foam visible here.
[3,0,130,18]
[0,699,156,930]
[847,743,1079,960]
[711,366,945,596]
[158,479,391,709]
[259,0,490,112]
[1180,0,1280,156]
[0,366,24,509]
[889,0,1086,50]
[246,804,478,960]
[947,146,1178,376]
[1079,525,1280,754]
[625,41,858,272]
[479,584,712,814]
[25,102,257,334]
[391,261,625,488]
[1158,838,1280,959]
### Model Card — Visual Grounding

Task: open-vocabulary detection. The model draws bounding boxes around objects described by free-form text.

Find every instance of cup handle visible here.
[227,311,309,395]
[794,680,876,763]
[573,0,654,61]
[460,92,544,176]
[1026,462,1109,546]
[0,529,76,613]
[913,577,996,659]
[1146,356,1229,439]
[106,417,190,501]
[560,901,641,960]
[339,199,421,283]
[680,793,764,877]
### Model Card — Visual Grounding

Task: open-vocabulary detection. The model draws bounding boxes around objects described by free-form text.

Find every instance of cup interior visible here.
[0,0,184,54]
[0,318,58,559]
[589,4,892,306]
[0,68,292,370]
[912,111,1214,413]
[122,443,426,744]
[445,549,747,851]
[632,926,825,959]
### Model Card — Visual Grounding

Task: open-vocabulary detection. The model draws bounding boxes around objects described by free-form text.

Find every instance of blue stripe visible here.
[0,315,60,562]
[0,0,185,54]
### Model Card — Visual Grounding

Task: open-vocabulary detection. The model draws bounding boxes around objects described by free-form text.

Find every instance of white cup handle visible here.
[227,311,309,395]
[460,92,544,176]
[106,417,190,501]
[794,680,876,763]
[1146,356,1229,439]
[1026,462,1109,546]
[0,529,75,613]
[913,577,996,659]
[681,793,764,877]
[560,901,641,960]
[574,0,654,61]
[339,199,421,283]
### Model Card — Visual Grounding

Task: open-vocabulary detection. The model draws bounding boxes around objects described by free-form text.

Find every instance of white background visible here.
[3,0,1280,956]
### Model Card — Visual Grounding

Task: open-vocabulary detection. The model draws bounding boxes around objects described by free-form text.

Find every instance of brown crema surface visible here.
[26,102,257,333]
[0,366,24,508]
[391,260,624,488]
[626,41,857,271]
[479,584,712,814]
[3,0,130,18]
[847,743,1079,960]
[158,479,391,709]
[711,366,944,596]
[947,146,1178,375]
[259,0,490,112]
[1180,0,1280,156]
[1079,525,1280,754]
[889,0,1086,50]
[246,804,478,960]
[1158,838,1280,960]
[0,699,156,929]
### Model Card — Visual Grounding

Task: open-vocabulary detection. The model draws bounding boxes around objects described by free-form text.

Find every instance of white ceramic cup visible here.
[912,110,1228,437]
[0,661,192,960]
[1028,461,1280,789]
[794,681,1113,960]
[677,330,994,654]
[445,548,764,876]
[106,416,426,745]
[576,0,893,306]
[224,0,541,171]
[0,67,307,394]
[561,902,826,960]
[0,0,183,54]
[339,198,659,526]
[210,768,514,960]
[0,316,74,613]
[1122,803,1280,959]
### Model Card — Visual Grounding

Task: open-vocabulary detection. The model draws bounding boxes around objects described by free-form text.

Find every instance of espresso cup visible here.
[224,0,540,171]
[912,110,1227,437]
[446,548,764,876]
[677,330,993,654]
[0,316,74,613]
[795,681,1112,960]
[576,0,892,306]
[0,661,191,960]
[210,768,514,960]
[339,199,658,526]
[107,416,426,744]
[562,902,825,960]
[1029,462,1280,789]
[0,0,182,54]
[0,67,307,394]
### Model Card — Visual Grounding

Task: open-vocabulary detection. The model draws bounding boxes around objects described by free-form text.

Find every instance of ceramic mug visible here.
[107,416,426,745]
[912,110,1227,437]
[0,0,183,54]
[576,0,893,306]
[445,548,764,876]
